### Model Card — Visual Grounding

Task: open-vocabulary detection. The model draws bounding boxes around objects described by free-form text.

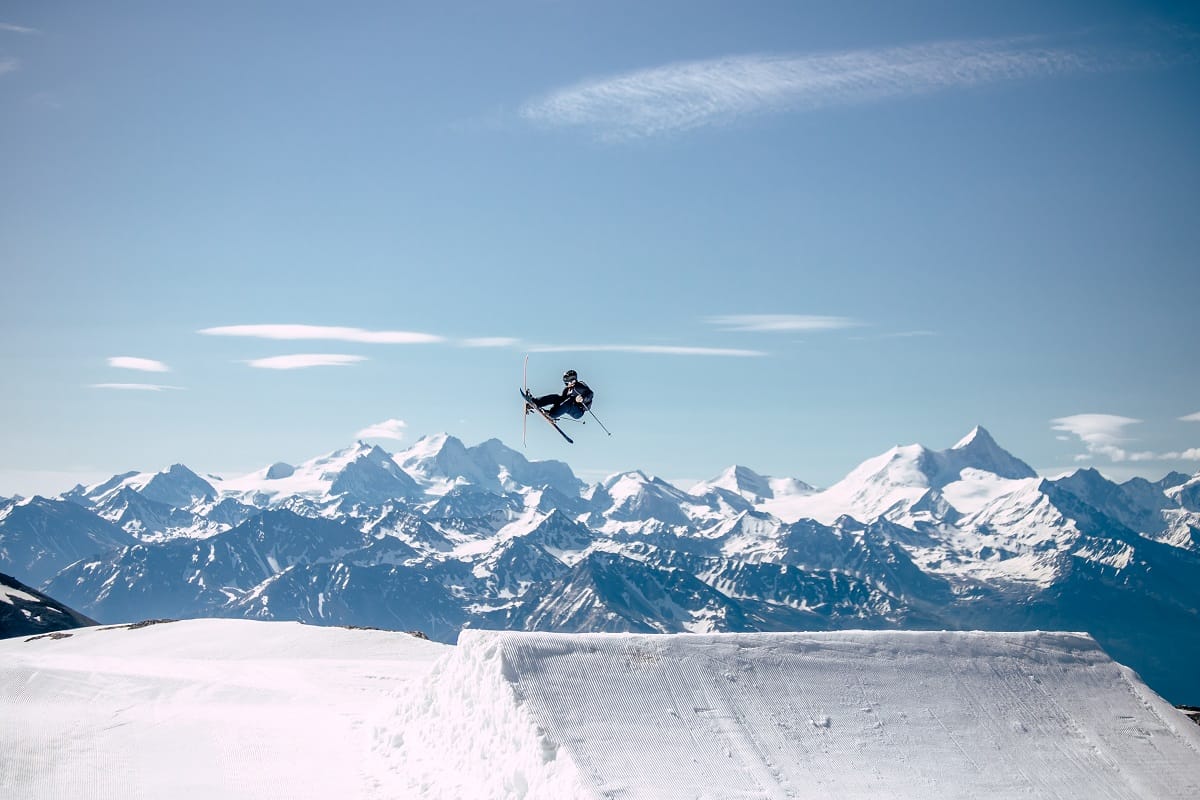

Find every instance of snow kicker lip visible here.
[399,629,1200,800]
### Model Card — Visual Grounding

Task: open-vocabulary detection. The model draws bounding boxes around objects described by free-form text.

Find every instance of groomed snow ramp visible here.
[390,629,1200,800]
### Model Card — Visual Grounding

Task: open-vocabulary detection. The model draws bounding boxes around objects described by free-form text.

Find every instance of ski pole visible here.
[587,407,612,436]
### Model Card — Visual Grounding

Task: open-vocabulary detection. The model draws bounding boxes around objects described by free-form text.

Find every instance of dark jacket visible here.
[562,381,594,410]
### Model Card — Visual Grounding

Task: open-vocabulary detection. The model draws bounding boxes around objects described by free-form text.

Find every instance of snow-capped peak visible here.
[603,469,652,489]
[690,465,815,504]
[754,428,1036,525]
[594,470,695,527]
[946,426,1036,481]
[397,433,460,462]
[212,441,415,506]
[697,465,772,498]
[395,434,489,493]
[139,463,216,508]
[61,470,154,508]
[1167,472,1200,512]
[397,434,469,469]
[952,425,992,450]
[467,439,583,496]
[265,462,295,480]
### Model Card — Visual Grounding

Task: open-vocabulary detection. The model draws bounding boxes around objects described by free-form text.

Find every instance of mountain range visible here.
[2,426,1199,703]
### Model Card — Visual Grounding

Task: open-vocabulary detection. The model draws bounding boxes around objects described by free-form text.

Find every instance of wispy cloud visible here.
[356,418,408,441]
[1,22,40,80]
[707,314,861,332]
[461,337,520,348]
[528,344,765,357]
[521,35,1144,140]
[90,383,183,391]
[199,324,443,344]
[244,354,367,370]
[1052,414,1140,461]
[1052,414,1200,462]
[108,356,170,373]
[1181,411,1200,423]
[0,22,39,35]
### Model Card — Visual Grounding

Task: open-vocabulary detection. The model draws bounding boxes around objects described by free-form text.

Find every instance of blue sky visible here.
[2,1,1199,495]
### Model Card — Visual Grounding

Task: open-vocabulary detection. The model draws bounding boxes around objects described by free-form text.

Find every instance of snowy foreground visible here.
[0,620,446,799]
[3,621,1200,799]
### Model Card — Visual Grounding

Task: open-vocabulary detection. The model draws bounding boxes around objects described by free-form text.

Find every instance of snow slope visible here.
[0,619,447,800]
[387,629,1200,800]
[5,623,1200,799]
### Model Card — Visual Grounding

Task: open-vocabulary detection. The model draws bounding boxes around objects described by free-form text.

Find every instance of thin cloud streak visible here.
[522,35,1130,140]
[108,356,169,373]
[708,314,861,332]
[1181,412,1200,422]
[244,354,367,370]
[529,344,765,357]
[0,23,39,35]
[461,337,520,348]
[90,383,183,391]
[200,324,443,344]
[356,418,408,441]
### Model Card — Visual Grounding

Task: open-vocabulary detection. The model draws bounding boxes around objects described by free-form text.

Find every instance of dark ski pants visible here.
[533,394,585,420]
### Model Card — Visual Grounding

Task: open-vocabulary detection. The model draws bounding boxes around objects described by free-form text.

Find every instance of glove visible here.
[576,395,587,406]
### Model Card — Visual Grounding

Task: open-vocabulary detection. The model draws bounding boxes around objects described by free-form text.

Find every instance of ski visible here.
[523,355,530,447]
[520,388,574,444]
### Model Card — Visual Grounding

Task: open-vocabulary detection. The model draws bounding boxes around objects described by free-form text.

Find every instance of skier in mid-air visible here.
[525,369,594,421]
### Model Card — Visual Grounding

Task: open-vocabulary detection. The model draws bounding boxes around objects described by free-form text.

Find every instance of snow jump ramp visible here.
[391,629,1200,800]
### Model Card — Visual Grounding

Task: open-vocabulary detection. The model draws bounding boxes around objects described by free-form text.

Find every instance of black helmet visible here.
[563,369,578,384]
